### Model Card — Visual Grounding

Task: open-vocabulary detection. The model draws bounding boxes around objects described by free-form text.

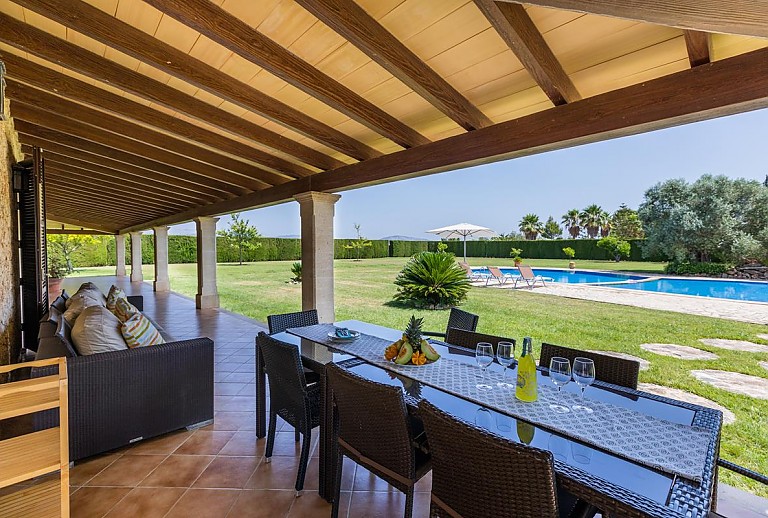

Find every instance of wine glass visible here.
[475,342,494,390]
[548,357,571,413]
[572,357,596,413]
[474,407,493,430]
[496,341,515,389]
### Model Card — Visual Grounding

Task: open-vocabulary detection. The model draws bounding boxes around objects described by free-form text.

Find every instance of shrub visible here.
[596,236,631,262]
[290,262,302,283]
[393,251,471,309]
[562,247,575,259]
[664,262,729,276]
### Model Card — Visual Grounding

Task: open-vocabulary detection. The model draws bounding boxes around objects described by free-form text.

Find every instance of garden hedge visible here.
[68,235,661,267]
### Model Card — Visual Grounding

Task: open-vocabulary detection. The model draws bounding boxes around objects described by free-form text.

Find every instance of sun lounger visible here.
[514,264,549,288]
[459,262,490,282]
[485,266,520,286]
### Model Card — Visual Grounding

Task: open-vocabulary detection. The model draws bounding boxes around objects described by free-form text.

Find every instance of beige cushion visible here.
[71,305,128,356]
[62,292,104,324]
[106,285,127,314]
[122,313,165,348]
[65,284,105,308]
[114,297,140,324]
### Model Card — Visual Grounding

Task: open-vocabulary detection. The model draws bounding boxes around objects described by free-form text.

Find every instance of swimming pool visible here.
[611,277,768,303]
[475,267,646,284]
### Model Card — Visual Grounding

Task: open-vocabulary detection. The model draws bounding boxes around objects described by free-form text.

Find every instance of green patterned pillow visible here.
[114,297,139,323]
[106,285,127,313]
[121,312,165,348]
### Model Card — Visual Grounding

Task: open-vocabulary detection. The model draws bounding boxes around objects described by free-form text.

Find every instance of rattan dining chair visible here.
[419,400,578,518]
[257,332,321,495]
[539,343,640,390]
[423,307,479,339]
[444,328,516,355]
[267,309,319,334]
[326,364,431,518]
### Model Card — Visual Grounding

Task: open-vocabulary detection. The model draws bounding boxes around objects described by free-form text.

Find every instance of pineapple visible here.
[404,315,424,353]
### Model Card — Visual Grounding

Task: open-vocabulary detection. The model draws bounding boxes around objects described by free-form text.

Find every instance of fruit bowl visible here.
[383,316,441,366]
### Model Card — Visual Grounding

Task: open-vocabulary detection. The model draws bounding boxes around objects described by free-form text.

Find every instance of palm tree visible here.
[580,204,604,238]
[561,209,581,239]
[599,209,612,237]
[519,213,542,240]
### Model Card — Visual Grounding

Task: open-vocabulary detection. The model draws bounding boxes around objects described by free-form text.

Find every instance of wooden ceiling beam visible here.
[10,0,382,161]
[42,215,117,234]
[683,30,711,67]
[2,54,311,179]
[0,13,345,170]
[16,135,223,205]
[47,228,115,236]
[46,165,191,210]
[7,80,280,188]
[45,178,173,216]
[119,46,768,233]
[145,0,431,146]
[474,0,580,105]
[44,197,139,224]
[495,0,768,38]
[294,0,492,131]
[12,102,257,195]
[18,135,224,203]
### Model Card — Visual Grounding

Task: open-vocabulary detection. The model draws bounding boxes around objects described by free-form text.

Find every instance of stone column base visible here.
[154,280,170,292]
[196,293,219,309]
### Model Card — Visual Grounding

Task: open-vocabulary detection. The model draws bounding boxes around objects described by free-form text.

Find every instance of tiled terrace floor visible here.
[60,277,432,518]
[55,276,766,518]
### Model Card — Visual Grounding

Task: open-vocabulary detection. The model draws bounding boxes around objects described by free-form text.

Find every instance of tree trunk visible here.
[239,246,243,265]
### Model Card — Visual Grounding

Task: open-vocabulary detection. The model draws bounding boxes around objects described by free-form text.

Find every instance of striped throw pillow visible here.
[106,286,127,313]
[121,312,165,348]
[114,297,139,323]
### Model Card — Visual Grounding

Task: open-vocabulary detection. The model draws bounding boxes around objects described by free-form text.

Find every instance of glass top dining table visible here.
[260,320,721,518]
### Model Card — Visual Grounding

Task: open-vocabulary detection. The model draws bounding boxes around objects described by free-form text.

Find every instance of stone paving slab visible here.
[640,343,718,360]
[758,334,768,341]
[638,383,736,425]
[481,282,768,325]
[691,370,768,400]
[587,350,650,370]
[760,361,768,372]
[698,338,768,353]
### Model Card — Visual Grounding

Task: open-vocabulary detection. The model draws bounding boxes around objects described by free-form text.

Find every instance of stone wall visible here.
[0,98,23,367]
[723,266,768,281]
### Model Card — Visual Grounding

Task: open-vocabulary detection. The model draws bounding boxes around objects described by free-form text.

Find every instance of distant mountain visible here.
[275,234,301,239]
[379,235,431,241]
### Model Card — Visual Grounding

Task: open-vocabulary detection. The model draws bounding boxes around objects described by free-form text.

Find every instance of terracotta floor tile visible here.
[246,456,303,490]
[268,431,307,456]
[203,411,255,431]
[69,486,132,518]
[287,491,350,518]
[70,452,122,486]
[215,383,246,396]
[175,430,235,455]
[347,490,431,518]
[194,456,262,489]
[126,430,193,455]
[86,454,167,487]
[224,372,256,383]
[140,454,214,488]
[104,487,185,517]
[353,467,398,493]
[219,431,267,457]
[165,488,239,518]
[226,489,296,517]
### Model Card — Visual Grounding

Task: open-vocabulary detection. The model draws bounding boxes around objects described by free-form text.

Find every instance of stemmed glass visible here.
[496,341,516,389]
[572,357,596,413]
[475,342,494,390]
[548,357,571,413]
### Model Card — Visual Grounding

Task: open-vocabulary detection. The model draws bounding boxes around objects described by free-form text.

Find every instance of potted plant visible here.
[47,253,68,295]
[562,247,576,269]
[509,248,523,266]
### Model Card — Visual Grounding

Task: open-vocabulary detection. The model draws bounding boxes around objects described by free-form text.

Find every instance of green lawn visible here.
[69,257,768,496]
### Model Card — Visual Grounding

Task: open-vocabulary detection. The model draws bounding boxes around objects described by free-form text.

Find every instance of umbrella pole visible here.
[463,235,467,264]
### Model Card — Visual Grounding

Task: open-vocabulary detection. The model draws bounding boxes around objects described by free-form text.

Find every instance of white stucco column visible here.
[195,216,219,309]
[129,231,143,283]
[115,234,127,277]
[294,191,341,323]
[153,226,170,292]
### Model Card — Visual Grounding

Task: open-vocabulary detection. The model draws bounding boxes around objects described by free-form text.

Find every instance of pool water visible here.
[472,267,768,303]
[612,277,768,303]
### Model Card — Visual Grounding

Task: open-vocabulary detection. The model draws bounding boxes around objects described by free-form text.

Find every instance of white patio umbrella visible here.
[427,223,497,263]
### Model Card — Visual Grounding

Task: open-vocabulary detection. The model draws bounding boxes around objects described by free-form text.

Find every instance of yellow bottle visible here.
[515,337,538,402]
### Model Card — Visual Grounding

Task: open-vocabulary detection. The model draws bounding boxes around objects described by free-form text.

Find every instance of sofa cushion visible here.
[106,285,127,314]
[66,283,105,308]
[55,316,78,357]
[63,291,104,324]
[50,295,67,313]
[114,297,140,323]
[121,312,166,348]
[71,305,128,356]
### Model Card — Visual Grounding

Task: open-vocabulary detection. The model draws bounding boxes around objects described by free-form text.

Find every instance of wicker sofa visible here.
[35,291,214,462]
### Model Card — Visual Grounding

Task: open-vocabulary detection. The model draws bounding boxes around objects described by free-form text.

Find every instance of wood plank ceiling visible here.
[0,0,766,233]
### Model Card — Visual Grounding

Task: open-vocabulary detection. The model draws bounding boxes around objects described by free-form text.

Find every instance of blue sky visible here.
[171,107,768,239]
